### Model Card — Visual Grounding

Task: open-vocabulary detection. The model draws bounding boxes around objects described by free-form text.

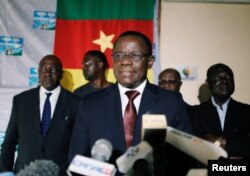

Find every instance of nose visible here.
[221,77,228,83]
[120,55,133,65]
[45,72,53,78]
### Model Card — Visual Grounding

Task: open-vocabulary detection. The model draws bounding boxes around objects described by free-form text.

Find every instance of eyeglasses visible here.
[111,53,149,62]
[158,79,179,85]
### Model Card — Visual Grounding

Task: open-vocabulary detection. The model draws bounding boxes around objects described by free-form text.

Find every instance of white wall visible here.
[160,2,250,105]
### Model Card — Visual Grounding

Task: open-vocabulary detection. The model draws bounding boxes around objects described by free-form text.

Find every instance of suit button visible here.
[41,148,45,152]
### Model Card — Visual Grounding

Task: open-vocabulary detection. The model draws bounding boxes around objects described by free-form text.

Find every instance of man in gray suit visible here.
[0,55,79,175]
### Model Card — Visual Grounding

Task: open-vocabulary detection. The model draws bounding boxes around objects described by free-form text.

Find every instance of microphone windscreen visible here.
[16,159,59,176]
[91,138,113,162]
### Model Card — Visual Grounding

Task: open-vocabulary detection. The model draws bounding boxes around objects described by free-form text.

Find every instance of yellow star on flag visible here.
[92,30,115,52]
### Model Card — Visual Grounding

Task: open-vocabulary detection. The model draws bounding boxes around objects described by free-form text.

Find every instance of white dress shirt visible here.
[118,79,147,118]
[211,96,230,131]
[39,86,61,120]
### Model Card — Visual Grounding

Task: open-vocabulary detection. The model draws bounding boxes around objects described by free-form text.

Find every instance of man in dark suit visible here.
[191,63,250,159]
[158,68,196,173]
[158,68,194,112]
[0,55,79,175]
[69,31,193,176]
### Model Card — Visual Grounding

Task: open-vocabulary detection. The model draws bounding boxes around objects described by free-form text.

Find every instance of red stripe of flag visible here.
[54,19,153,69]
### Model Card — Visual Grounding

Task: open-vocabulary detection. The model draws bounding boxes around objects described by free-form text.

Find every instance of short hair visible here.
[40,54,63,70]
[113,31,153,55]
[84,50,108,69]
[159,68,181,80]
[207,63,234,79]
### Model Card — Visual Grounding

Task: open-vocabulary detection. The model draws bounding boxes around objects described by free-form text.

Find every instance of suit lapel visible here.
[207,100,223,133]
[29,88,43,135]
[46,88,68,136]
[133,82,158,145]
[223,99,236,134]
[104,84,127,152]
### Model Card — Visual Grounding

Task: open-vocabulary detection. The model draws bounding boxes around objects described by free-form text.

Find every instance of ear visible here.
[147,56,154,69]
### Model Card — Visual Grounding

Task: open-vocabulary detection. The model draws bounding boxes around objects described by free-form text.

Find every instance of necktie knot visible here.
[46,92,52,98]
[125,90,140,101]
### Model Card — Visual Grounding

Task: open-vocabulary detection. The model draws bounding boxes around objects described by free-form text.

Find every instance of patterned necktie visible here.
[41,92,52,138]
[124,90,140,148]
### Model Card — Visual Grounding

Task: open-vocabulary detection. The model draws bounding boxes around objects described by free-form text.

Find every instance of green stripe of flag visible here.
[57,0,154,20]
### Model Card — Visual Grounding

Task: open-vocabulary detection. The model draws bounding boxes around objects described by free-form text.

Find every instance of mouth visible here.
[43,77,53,83]
[217,85,231,93]
[217,83,229,89]
[119,70,135,77]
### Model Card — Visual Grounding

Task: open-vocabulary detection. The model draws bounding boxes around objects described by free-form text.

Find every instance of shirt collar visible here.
[40,85,61,95]
[118,79,147,96]
[211,96,230,110]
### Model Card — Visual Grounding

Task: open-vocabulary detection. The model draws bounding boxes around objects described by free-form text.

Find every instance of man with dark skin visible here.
[158,68,194,112]
[158,68,196,172]
[69,31,193,176]
[158,68,182,92]
[191,63,250,159]
[73,50,113,98]
[0,55,79,175]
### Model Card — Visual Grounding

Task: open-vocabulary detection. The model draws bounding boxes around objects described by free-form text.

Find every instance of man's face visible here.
[112,35,153,88]
[38,56,63,91]
[158,72,181,92]
[82,55,100,81]
[207,67,234,100]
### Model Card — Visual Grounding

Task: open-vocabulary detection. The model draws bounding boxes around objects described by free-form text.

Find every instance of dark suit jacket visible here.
[0,86,79,175]
[191,98,250,159]
[69,81,193,175]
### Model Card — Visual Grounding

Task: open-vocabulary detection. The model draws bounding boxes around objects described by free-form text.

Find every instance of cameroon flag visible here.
[54,0,155,91]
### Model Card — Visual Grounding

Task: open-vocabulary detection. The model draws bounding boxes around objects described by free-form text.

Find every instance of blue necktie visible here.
[41,92,52,138]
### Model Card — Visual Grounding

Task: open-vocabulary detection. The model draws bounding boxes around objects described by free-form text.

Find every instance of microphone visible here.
[165,126,228,165]
[186,169,208,176]
[68,138,116,176]
[141,114,168,176]
[91,138,113,162]
[141,114,167,146]
[116,141,153,175]
[132,159,151,176]
[16,159,59,176]
[0,172,14,176]
[68,155,116,176]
